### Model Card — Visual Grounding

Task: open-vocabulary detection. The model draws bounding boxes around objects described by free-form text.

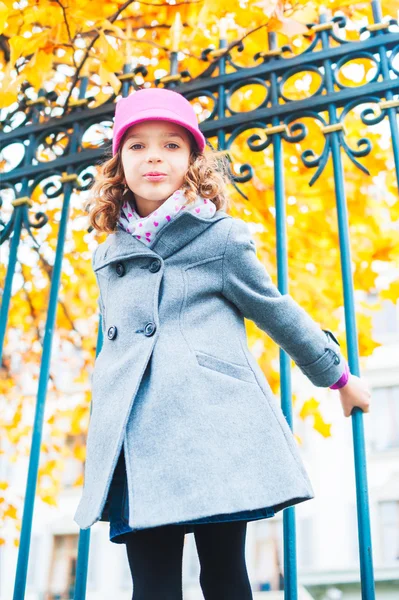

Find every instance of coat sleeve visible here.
[221,217,346,388]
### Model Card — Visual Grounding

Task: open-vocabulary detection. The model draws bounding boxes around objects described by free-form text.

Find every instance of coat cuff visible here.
[295,339,347,388]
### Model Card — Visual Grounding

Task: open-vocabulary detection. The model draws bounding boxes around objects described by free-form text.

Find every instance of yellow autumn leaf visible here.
[4,504,18,519]
[73,473,84,487]
[299,397,320,419]
[101,18,127,39]
[24,49,54,88]
[99,63,122,95]
[380,280,399,304]
[293,433,303,446]
[71,406,89,435]
[97,31,124,73]
[0,1,8,34]
[313,412,332,438]
[289,6,318,24]
[74,444,86,462]
[252,0,281,18]
[9,31,49,65]
[40,495,58,507]
[38,460,58,477]
[268,15,309,37]
[0,69,25,106]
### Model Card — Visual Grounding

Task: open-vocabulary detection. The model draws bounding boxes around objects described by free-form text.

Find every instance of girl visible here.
[74,88,371,599]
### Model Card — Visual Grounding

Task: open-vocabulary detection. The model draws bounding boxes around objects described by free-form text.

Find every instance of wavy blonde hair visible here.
[87,129,232,234]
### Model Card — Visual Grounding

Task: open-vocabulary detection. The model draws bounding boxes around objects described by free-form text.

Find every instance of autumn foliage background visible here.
[0,0,398,547]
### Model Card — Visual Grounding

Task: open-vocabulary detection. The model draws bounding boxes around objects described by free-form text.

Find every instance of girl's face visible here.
[120,120,192,217]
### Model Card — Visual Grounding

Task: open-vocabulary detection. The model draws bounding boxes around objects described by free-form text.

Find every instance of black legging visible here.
[125,520,253,599]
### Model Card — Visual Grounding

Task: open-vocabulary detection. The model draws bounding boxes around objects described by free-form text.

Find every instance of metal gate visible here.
[1,0,398,598]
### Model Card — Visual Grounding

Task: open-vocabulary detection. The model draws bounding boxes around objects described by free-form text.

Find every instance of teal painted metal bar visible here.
[217,37,228,152]
[13,179,75,599]
[319,10,376,599]
[74,319,104,600]
[12,81,89,600]
[268,29,299,600]
[2,91,51,598]
[0,84,47,357]
[371,0,399,190]
[0,209,22,357]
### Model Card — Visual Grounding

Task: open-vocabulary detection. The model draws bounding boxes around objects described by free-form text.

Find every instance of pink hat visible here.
[112,88,206,155]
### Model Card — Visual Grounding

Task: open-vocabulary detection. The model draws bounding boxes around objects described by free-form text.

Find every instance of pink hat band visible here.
[112,88,206,155]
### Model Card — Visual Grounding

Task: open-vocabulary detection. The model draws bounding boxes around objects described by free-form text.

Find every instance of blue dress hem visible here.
[107,447,275,544]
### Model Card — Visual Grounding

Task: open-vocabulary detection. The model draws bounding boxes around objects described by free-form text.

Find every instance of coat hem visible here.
[108,493,313,544]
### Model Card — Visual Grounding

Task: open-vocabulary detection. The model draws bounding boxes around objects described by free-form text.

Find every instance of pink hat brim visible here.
[113,108,206,155]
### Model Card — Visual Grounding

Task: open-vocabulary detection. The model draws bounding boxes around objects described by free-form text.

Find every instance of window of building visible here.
[368,386,399,452]
[347,503,360,565]
[379,500,399,564]
[47,534,78,599]
[27,534,41,590]
[87,531,98,590]
[297,517,314,568]
[252,519,284,592]
[371,299,399,337]
[63,434,85,489]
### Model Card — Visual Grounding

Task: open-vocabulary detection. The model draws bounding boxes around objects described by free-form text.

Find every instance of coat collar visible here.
[93,208,231,270]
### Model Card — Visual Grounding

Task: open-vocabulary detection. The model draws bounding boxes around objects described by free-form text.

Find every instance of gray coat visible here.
[73,209,345,531]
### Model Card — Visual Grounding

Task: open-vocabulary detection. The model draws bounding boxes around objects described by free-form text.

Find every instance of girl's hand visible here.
[338,373,371,418]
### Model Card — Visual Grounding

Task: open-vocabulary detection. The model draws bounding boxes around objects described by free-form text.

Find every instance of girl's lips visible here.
[144,174,167,182]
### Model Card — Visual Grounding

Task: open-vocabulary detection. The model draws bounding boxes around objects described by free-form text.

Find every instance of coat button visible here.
[115,262,126,277]
[144,322,156,336]
[326,348,341,365]
[107,326,117,340]
[149,259,161,273]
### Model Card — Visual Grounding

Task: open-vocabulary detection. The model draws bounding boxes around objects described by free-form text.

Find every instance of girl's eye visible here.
[129,143,180,150]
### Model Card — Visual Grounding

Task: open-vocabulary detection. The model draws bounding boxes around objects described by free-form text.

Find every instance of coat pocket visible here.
[194,350,256,384]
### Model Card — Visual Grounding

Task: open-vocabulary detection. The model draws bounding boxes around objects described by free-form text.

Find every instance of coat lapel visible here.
[93,209,230,270]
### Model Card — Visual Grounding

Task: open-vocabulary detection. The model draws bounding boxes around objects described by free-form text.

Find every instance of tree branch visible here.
[53,0,78,71]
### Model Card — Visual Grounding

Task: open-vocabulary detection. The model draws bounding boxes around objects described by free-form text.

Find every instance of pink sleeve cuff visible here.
[329,361,350,389]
